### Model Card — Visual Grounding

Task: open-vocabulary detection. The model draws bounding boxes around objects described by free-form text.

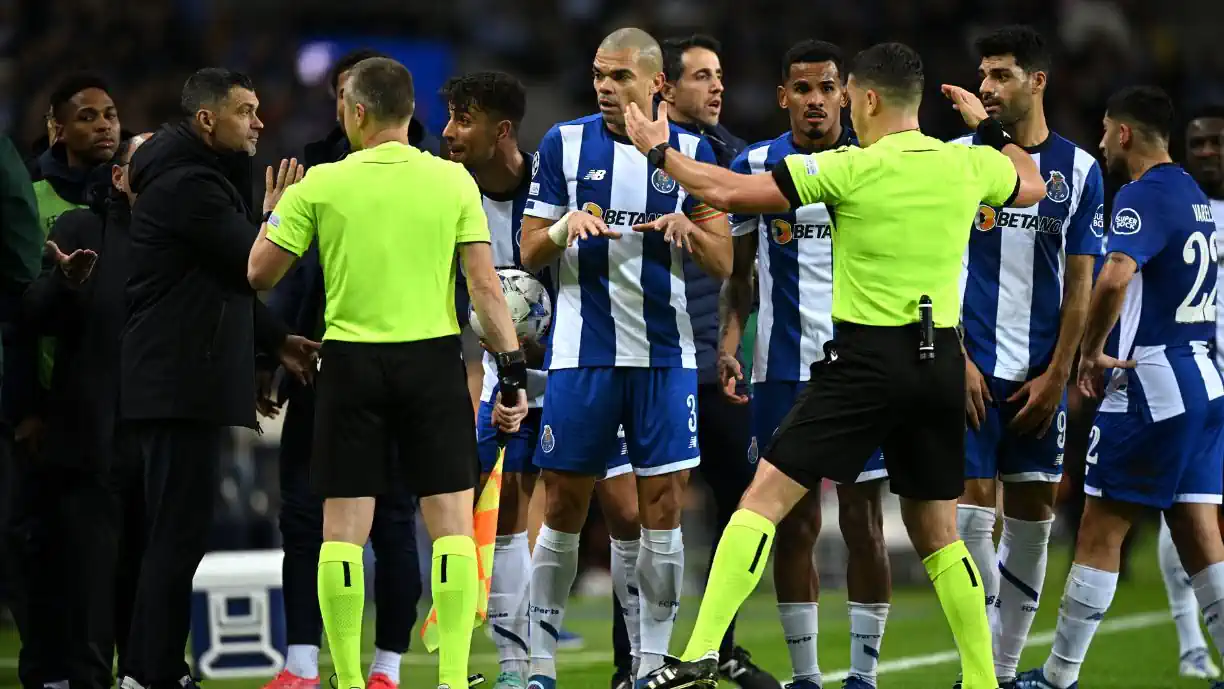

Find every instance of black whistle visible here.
[918,295,935,361]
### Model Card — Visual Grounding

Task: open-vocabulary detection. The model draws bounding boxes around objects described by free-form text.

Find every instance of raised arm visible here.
[625,102,791,214]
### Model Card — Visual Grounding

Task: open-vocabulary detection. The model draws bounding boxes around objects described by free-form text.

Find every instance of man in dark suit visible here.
[117,68,316,689]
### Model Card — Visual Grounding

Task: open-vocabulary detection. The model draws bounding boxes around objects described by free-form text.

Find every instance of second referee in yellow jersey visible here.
[624,42,1045,689]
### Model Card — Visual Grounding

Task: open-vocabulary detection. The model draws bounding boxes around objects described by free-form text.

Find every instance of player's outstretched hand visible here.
[942,84,989,129]
[625,102,671,155]
[567,209,621,245]
[262,158,305,214]
[46,240,97,284]
[633,213,696,252]
[718,353,748,405]
[1077,350,1136,400]
[493,389,528,434]
[279,334,321,385]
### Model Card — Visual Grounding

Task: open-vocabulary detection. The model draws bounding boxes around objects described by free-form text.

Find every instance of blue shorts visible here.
[751,381,887,482]
[965,375,1067,483]
[1085,398,1224,509]
[537,367,700,477]
[478,402,631,479]
[476,403,542,474]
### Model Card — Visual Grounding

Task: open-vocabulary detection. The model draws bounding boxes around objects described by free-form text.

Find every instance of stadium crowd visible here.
[2,4,1224,689]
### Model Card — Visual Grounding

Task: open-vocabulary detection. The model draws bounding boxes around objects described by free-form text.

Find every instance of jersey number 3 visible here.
[1176,230,1219,324]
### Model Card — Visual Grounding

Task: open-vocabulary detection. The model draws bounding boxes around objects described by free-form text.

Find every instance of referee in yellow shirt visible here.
[247,57,528,689]
[624,43,1046,689]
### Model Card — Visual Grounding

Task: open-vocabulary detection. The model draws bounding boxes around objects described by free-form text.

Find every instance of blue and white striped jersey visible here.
[1099,164,1223,422]
[1209,198,1224,369]
[524,113,719,369]
[477,155,551,408]
[957,132,1105,382]
[728,128,856,382]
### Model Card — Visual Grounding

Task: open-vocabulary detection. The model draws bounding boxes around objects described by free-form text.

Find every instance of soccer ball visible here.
[469,268,552,344]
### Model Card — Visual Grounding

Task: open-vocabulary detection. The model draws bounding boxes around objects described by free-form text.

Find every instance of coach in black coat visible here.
[117,69,315,689]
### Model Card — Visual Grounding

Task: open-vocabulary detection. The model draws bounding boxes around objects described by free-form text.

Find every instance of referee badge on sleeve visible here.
[541,425,555,453]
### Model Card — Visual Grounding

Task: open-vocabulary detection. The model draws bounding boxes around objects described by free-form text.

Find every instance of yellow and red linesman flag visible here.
[419,449,503,653]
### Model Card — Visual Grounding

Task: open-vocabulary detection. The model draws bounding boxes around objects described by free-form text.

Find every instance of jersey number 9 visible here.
[1176,230,1219,324]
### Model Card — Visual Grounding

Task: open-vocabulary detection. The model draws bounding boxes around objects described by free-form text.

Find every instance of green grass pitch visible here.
[0,533,1208,688]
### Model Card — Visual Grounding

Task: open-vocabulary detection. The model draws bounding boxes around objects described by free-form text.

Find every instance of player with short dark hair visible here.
[441,70,632,689]
[1015,86,1224,689]
[249,56,527,689]
[954,25,1105,686]
[519,26,733,689]
[622,40,1046,689]
[1151,102,1224,681]
[723,39,891,689]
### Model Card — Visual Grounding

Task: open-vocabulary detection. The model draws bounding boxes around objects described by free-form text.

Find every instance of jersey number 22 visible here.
[1176,230,1218,324]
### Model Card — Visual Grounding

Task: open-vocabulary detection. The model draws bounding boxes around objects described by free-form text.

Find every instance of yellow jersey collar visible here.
[349,140,417,162]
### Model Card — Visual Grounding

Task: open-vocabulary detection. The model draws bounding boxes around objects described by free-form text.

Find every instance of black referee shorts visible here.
[312,337,479,499]
[764,323,964,501]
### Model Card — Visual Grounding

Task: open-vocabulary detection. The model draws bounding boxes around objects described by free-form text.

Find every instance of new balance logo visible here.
[584,169,607,181]
[688,436,698,449]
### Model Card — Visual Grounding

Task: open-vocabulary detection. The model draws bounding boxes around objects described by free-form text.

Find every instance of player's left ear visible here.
[1030,69,1048,95]
[496,119,512,142]
[838,85,849,109]
[652,71,667,98]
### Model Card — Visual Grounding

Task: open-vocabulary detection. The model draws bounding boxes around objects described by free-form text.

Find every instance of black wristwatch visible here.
[261,210,274,224]
[647,142,670,168]
[976,117,1013,151]
[494,349,528,399]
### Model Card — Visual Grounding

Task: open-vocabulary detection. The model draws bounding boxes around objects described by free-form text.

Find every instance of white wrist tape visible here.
[548,211,576,247]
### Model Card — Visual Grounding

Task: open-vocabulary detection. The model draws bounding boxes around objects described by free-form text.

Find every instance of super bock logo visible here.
[1045,170,1070,203]
[651,168,677,194]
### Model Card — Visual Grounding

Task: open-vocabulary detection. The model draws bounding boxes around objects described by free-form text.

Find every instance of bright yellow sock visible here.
[925,540,995,689]
[433,534,479,688]
[681,509,775,661]
[319,541,365,689]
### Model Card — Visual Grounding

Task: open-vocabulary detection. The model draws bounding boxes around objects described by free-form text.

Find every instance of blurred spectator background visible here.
[4,0,1223,588]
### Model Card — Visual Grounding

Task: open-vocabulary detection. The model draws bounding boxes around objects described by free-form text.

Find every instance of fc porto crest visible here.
[1045,170,1070,203]
[651,168,677,194]
[541,425,555,453]
[747,436,759,464]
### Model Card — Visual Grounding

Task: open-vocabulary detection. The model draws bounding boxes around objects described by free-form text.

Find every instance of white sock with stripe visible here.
[847,602,889,685]
[1043,564,1117,688]
[528,526,579,680]
[1159,516,1209,657]
[637,527,684,678]
[490,532,531,677]
[994,516,1053,681]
